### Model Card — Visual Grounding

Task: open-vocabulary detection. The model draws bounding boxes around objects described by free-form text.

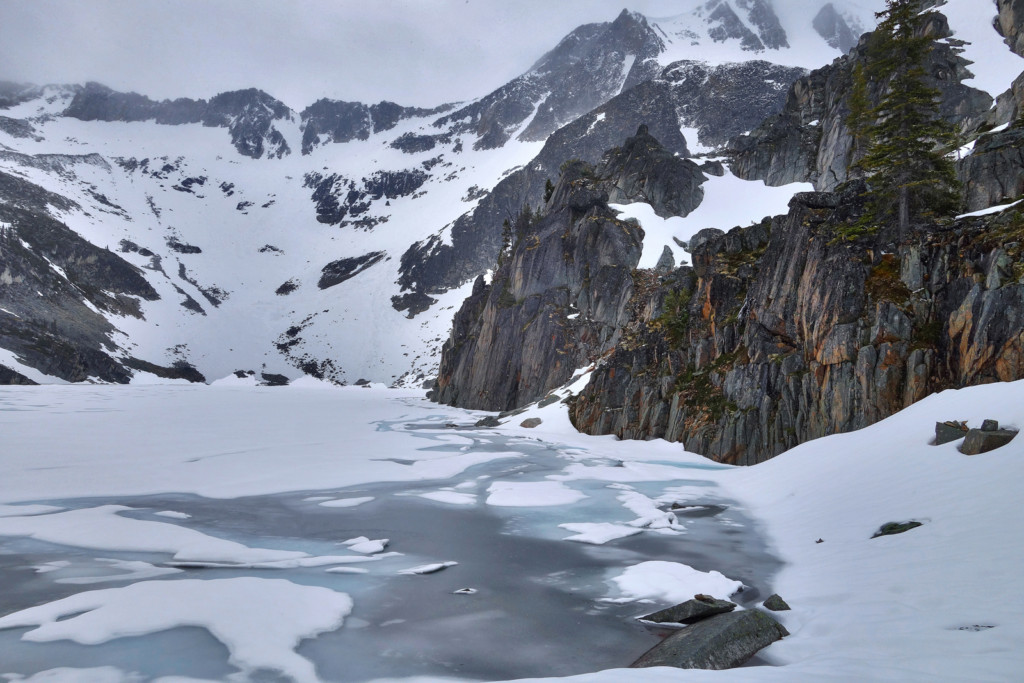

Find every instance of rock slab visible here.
[639,596,736,626]
[631,609,788,670]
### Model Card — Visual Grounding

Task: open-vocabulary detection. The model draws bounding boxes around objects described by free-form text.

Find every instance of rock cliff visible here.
[570,185,1024,464]
[432,161,643,410]
[728,9,992,191]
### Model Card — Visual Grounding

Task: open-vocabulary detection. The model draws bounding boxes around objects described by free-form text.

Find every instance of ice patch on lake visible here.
[0,577,352,683]
[318,497,374,508]
[558,523,644,545]
[415,490,477,505]
[486,481,588,506]
[154,511,191,519]
[0,505,306,564]
[610,561,744,604]
[342,537,390,554]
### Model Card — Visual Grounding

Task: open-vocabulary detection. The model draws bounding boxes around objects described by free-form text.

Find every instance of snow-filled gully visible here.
[0,388,780,682]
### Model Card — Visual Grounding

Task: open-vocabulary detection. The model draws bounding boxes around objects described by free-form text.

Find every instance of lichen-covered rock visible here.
[630,609,789,670]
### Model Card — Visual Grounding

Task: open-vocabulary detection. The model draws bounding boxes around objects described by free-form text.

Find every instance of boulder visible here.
[935,421,968,445]
[872,521,922,538]
[474,416,502,428]
[762,594,790,611]
[631,609,789,670]
[961,426,1018,455]
[520,417,542,428]
[638,596,736,626]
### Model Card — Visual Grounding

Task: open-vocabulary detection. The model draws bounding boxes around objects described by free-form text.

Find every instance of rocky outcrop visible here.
[318,252,387,289]
[996,0,1024,58]
[299,99,449,154]
[959,125,1024,212]
[600,125,707,218]
[728,9,993,191]
[396,60,801,314]
[304,169,428,227]
[662,61,807,149]
[0,171,161,383]
[570,186,1024,464]
[433,10,665,150]
[63,83,293,159]
[813,3,862,55]
[432,162,642,411]
[702,0,788,52]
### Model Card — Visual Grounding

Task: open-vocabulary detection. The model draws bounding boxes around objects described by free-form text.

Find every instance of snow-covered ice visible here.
[610,561,744,604]
[0,380,1022,681]
[0,578,352,683]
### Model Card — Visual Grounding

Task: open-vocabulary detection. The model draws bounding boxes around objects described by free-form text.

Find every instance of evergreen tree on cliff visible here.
[855,0,959,235]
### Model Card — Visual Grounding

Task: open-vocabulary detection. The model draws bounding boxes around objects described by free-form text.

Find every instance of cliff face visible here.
[432,162,643,411]
[433,126,708,411]
[570,186,1024,464]
[728,11,993,192]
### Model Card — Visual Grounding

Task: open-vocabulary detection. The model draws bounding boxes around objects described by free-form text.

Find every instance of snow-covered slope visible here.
[22,1,1013,388]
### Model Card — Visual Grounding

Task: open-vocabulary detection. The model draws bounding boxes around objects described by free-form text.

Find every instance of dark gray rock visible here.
[569,185,1024,465]
[872,521,923,538]
[813,3,861,54]
[299,99,450,154]
[729,9,992,192]
[397,60,800,311]
[474,416,503,428]
[599,124,707,218]
[935,421,968,445]
[961,427,1018,455]
[0,364,37,385]
[630,609,789,670]
[305,169,427,227]
[260,372,290,387]
[433,162,642,411]
[64,83,294,159]
[996,0,1024,58]
[655,246,676,273]
[762,594,791,611]
[318,252,387,290]
[434,10,665,150]
[639,596,736,626]
[981,419,1000,431]
[958,127,1024,212]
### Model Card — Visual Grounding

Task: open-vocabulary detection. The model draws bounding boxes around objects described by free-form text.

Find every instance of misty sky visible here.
[0,0,696,110]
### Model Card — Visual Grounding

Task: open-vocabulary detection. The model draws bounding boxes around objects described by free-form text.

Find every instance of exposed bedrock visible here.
[432,161,643,411]
[570,185,1024,464]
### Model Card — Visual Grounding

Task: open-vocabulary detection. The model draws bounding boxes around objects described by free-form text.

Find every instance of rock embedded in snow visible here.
[520,418,542,428]
[961,421,1019,455]
[935,420,969,445]
[762,593,791,611]
[630,609,789,670]
[871,521,923,539]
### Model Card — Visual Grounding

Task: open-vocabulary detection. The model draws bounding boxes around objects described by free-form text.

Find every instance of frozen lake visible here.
[0,385,780,682]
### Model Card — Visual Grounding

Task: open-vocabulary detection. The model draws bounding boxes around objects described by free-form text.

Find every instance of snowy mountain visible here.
[1,0,1014,391]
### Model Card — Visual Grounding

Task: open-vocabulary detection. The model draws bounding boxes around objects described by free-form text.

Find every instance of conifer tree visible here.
[857,0,959,235]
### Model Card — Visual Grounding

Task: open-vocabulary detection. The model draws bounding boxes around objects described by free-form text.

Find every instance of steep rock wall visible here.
[570,187,1024,464]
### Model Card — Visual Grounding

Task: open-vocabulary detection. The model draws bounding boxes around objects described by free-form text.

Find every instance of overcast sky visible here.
[0,0,695,110]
